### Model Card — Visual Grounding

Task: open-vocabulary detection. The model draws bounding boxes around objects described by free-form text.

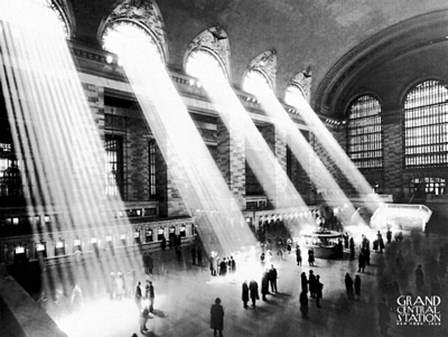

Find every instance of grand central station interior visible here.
[1,1,448,336]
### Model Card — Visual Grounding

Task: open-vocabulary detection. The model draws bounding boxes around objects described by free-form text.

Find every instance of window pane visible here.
[347,95,383,168]
[404,80,448,168]
[185,49,226,82]
[105,135,123,196]
[149,139,157,197]
[242,70,271,95]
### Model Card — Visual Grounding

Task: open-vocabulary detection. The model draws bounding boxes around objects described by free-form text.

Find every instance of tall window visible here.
[1,93,22,199]
[0,159,22,198]
[245,161,263,196]
[404,80,448,167]
[347,95,383,169]
[105,135,123,196]
[149,139,157,198]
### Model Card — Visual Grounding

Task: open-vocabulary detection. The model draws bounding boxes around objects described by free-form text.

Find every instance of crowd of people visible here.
[33,221,448,337]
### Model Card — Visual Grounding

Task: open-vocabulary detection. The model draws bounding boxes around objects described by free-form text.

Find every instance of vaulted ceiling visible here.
[62,0,448,116]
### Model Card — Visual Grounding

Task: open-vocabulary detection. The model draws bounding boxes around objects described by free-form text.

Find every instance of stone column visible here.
[216,118,246,209]
[261,124,288,207]
[155,142,188,218]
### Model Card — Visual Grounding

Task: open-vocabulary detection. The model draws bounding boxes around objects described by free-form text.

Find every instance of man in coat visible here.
[301,272,308,294]
[345,273,354,300]
[268,264,278,293]
[242,281,249,308]
[261,270,270,301]
[148,281,155,313]
[210,297,224,337]
[134,281,142,311]
[315,275,323,308]
[309,270,317,298]
[249,279,259,308]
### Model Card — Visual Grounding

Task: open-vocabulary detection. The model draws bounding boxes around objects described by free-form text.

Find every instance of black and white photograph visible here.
[0,1,447,336]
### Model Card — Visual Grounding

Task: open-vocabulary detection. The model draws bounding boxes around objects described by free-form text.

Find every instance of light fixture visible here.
[106,54,114,64]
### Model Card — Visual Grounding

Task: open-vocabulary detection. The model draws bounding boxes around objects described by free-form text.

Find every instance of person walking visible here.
[210,298,224,337]
[219,258,227,276]
[261,270,270,301]
[315,275,323,308]
[148,281,155,313]
[345,273,354,300]
[309,270,317,298]
[249,279,259,308]
[296,245,302,266]
[134,281,142,311]
[358,251,366,273]
[386,228,392,244]
[349,237,355,259]
[308,249,315,267]
[140,305,150,334]
[354,275,361,300]
[71,283,83,311]
[230,256,236,273]
[242,281,249,309]
[268,264,278,293]
[301,272,308,295]
[377,231,385,253]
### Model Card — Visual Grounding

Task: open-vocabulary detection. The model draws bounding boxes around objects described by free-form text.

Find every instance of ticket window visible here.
[105,235,114,255]
[14,244,27,264]
[36,242,47,258]
[157,228,165,241]
[90,238,99,256]
[73,238,82,253]
[54,240,66,256]
[145,229,153,243]
[179,225,186,238]
[134,230,141,245]
[44,215,51,225]
[120,234,127,246]
[169,226,176,241]
[105,235,113,248]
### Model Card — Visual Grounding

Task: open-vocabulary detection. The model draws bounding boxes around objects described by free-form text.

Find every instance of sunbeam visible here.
[0,2,143,335]
[102,22,257,257]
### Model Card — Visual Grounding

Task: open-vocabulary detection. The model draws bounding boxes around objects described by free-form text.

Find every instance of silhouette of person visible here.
[242,281,249,308]
[210,297,224,337]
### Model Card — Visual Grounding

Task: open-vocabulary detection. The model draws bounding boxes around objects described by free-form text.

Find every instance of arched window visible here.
[284,84,307,111]
[404,80,448,167]
[242,69,272,96]
[100,0,167,63]
[185,49,227,83]
[46,0,72,38]
[102,21,163,65]
[347,95,383,169]
[184,25,230,83]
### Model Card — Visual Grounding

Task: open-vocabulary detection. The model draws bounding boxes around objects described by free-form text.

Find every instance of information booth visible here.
[300,228,344,259]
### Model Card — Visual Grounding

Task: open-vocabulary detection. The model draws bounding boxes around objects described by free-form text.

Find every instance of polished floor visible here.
[40,233,448,337]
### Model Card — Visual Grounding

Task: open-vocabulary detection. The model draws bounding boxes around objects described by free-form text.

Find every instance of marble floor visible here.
[36,232,448,337]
